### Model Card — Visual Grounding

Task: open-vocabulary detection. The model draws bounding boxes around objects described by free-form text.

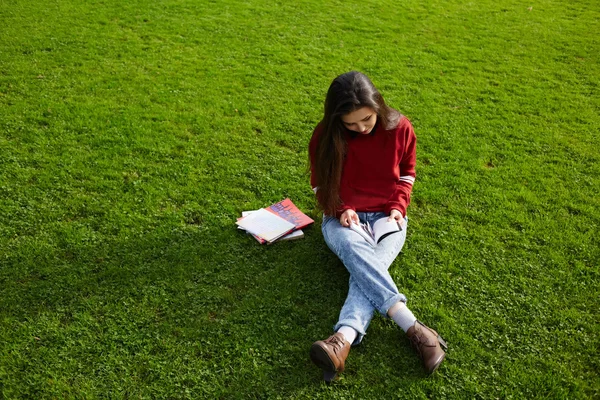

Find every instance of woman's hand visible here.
[388,209,405,228]
[340,209,359,227]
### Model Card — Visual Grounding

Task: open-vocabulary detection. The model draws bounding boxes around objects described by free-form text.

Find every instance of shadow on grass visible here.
[1,222,440,396]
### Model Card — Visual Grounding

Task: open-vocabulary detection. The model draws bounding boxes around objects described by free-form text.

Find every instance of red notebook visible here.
[265,198,314,230]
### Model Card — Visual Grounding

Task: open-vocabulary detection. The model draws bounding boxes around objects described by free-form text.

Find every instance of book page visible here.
[280,229,304,240]
[372,217,402,244]
[349,222,375,247]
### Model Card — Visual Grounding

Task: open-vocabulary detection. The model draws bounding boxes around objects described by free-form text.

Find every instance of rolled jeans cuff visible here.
[381,294,408,317]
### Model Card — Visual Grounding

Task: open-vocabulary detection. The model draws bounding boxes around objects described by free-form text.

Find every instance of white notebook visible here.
[236,208,296,244]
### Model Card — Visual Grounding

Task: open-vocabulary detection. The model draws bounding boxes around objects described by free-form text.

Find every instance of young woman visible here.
[308,71,447,382]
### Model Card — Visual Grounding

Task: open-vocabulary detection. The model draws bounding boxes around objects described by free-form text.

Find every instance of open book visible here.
[236,198,314,244]
[349,217,403,247]
[236,209,296,244]
[239,210,304,242]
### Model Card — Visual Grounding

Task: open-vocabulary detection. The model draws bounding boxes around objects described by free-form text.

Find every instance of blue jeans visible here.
[322,212,408,345]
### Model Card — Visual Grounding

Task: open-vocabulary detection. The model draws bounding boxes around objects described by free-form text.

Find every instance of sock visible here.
[337,326,358,345]
[390,303,417,333]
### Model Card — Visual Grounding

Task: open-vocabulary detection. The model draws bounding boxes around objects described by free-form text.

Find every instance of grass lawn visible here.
[1,0,599,398]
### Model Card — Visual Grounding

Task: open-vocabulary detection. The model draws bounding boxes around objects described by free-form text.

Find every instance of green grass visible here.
[1,0,599,398]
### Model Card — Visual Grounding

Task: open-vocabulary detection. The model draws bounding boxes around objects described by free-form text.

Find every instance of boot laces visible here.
[325,335,345,351]
[409,332,424,357]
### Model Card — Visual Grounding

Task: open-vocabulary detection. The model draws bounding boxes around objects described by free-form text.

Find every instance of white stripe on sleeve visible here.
[398,176,415,185]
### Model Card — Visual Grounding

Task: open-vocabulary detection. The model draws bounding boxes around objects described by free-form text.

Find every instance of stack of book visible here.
[236,198,314,244]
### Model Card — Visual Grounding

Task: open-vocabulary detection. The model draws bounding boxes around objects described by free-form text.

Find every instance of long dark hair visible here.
[312,71,400,215]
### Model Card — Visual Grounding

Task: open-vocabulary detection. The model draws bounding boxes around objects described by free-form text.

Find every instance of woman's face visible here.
[341,107,377,135]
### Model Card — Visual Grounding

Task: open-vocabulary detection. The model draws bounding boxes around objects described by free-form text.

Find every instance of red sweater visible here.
[309,116,416,217]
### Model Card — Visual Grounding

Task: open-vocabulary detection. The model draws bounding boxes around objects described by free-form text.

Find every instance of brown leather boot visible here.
[310,332,351,383]
[406,321,448,374]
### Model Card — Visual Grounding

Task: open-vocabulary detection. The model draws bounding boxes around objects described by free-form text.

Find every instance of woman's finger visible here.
[341,213,351,227]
